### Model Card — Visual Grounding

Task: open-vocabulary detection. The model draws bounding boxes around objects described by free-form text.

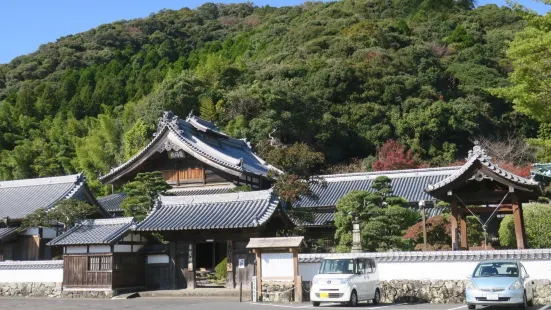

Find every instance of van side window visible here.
[357,259,366,274]
[366,259,375,273]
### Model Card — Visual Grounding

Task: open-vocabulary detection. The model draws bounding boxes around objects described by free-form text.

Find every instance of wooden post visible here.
[255,250,262,301]
[169,241,177,289]
[187,242,196,289]
[460,214,468,249]
[227,240,235,289]
[451,199,459,251]
[295,276,303,303]
[292,249,299,302]
[513,201,527,249]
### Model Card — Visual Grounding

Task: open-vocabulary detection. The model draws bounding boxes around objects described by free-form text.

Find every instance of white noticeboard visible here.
[239,258,245,269]
[261,253,294,281]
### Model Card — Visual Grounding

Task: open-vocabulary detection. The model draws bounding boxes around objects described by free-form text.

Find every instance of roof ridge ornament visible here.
[467,140,491,161]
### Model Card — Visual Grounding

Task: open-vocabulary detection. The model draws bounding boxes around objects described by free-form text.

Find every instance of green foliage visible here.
[214,257,228,281]
[0,1,538,186]
[493,12,551,123]
[335,176,420,252]
[20,199,98,231]
[121,171,171,221]
[228,185,253,192]
[499,204,551,248]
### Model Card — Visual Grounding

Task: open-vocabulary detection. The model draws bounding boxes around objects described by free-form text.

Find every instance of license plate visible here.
[320,293,329,298]
[486,294,499,301]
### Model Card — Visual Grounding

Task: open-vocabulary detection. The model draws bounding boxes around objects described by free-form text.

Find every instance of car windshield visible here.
[319,259,356,274]
[473,262,519,278]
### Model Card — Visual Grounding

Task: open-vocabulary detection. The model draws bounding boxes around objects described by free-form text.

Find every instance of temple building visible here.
[0,174,107,261]
[97,111,289,288]
[99,111,280,190]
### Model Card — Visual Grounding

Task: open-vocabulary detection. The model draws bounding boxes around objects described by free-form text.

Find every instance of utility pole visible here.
[419,200,427,251]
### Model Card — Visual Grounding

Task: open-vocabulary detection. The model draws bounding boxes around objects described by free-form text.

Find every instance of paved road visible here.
[0,298,549,310]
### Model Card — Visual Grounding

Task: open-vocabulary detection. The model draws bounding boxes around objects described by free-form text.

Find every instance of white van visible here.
[310,256,381,307]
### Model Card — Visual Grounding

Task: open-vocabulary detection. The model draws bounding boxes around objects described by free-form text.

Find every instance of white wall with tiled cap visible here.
[299,250,551,282]
[0,261,63,283]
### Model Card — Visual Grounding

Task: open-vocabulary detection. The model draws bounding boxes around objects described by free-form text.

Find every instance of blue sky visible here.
[0,0,549,64]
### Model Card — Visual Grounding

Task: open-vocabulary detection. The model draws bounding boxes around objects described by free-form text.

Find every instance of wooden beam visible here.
[460,215,468,250]
[459,206,513,214]
[513,201,527,249]
[451,199,458,251]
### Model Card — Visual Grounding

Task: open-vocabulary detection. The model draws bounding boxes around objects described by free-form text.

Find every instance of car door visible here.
[368,259,378,299]
[354,259,368,300]
[521,263,534,302]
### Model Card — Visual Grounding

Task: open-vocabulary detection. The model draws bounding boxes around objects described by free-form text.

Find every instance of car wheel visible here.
[312,301,320,307]
[372,288,381,305]
[467,304,475,310]
[348,290,359,307]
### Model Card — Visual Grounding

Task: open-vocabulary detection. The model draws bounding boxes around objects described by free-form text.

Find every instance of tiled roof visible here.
[48,217,134,246]
[136,189,281,231]
[294,167,459,208]
[290,210,335,227]
[99,111,281,184]
[97,192,127,213]
[426,144,542,197]
[0,174,91,220]
[0,227,18,241]
[247,237,305,249]
[291,204,448,228]
[299,249,551,263]
[167,184,235,196]
[0,260,63,270]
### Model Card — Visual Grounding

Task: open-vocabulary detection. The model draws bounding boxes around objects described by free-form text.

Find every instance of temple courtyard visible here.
[0,298,548,310]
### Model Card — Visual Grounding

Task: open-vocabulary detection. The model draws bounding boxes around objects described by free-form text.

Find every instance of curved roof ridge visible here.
[160,189,273,206]
[0,173,81,189]
[319,166,460,181]
[426,144,540,192]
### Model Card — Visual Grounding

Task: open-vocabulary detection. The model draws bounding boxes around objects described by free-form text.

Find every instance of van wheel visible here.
[348,290,358,307]
[372,288,381,305]
[312,301,320,307]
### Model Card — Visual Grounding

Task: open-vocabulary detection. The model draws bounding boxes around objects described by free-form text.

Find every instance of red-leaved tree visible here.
[371,140,426,171]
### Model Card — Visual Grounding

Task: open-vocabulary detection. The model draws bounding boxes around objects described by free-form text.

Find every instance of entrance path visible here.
[138,287,252,299]
[0,298,548,310]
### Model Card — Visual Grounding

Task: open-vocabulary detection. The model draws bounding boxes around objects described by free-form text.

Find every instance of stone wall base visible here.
[381,280,551,305]
[262,282,294,302]
[62,290,113,299]
[0,282,62,297]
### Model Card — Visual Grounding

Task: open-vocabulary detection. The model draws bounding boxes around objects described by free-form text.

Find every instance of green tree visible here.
[499,203,551,248]
[492,12,551,123]
[120,171,171,221]
[334,176,420,252]
[20,199,99,232]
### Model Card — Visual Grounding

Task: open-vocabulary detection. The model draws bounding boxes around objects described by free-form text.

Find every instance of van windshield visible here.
[319,259,355,274]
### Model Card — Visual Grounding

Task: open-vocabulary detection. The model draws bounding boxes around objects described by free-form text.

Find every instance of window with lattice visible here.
[88,256,112,271]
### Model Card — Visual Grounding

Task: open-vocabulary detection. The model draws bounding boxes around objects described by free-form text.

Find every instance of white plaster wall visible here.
[299,260,551,282]
[147,254,169,264]
[42,228,57,239]
[133,244,143,252]
[66,246,87,254]
[89,245,111,253]
[114,245,132,253]
[0,268,63,282]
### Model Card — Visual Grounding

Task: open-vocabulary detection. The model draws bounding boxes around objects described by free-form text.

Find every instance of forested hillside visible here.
[0,0,539,192]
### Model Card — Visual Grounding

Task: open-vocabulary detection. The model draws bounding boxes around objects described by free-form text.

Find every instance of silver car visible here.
[465,260,534,309]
